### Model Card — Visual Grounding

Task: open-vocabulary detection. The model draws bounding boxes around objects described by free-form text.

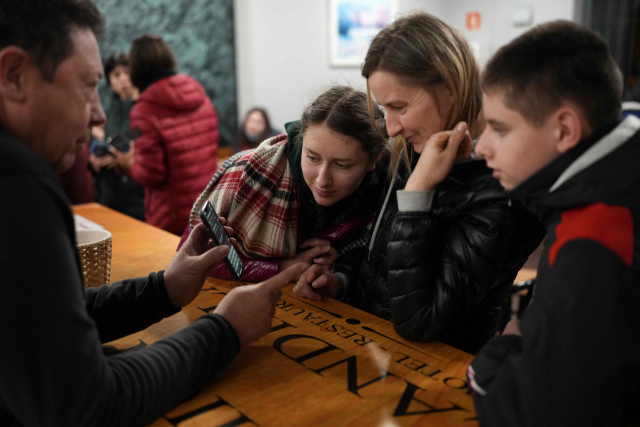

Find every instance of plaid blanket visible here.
[188,134,299,258]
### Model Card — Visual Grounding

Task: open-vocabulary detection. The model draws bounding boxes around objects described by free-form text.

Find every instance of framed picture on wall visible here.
[329,0,397,67]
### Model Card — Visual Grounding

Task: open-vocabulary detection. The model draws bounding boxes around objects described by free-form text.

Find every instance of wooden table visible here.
[72,204,530,427]
[514,268,537,284]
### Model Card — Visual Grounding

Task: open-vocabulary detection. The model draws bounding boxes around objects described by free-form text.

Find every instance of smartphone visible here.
[199,201,244,280]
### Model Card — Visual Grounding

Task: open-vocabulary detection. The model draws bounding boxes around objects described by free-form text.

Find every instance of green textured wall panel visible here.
[94,0,237,147]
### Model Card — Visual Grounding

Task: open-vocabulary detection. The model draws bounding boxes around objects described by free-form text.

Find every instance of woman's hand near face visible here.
[405,122,473,191]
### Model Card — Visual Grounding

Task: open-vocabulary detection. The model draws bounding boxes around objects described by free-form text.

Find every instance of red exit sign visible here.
[466,11,481,30]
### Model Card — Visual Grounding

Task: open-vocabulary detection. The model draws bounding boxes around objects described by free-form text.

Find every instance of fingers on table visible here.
[262,262,309,294]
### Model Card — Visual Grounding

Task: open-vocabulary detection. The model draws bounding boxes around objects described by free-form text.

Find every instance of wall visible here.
[453,0,575,66]
[95,0,238,147]
[234,0,448,140]
[235,0,575,141]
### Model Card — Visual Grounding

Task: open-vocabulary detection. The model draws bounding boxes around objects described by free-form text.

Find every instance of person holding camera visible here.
[89,53,145,221]
[109,34,221,235]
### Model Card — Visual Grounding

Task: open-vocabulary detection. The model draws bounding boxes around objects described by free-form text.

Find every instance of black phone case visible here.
[199,202,244,281]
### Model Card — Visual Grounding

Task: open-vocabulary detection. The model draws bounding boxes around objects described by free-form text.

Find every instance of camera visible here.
[94,133,131,157]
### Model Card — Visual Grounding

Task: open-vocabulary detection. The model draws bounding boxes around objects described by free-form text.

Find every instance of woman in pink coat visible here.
[112,34,219,234]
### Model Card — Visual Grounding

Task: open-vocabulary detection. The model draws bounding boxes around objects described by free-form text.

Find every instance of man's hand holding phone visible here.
[164,214,309,347]
[164,221,234,308]
[200,201,244,280]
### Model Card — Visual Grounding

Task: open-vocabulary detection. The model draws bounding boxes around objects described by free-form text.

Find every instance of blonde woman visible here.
[294,12,545,354]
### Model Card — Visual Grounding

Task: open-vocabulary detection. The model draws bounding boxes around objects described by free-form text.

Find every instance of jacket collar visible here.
[510,116,640,219]
[137,68,176,94]
[0,120,56,179]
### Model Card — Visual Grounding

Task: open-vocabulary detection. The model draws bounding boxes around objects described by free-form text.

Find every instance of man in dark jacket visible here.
[0,1,305,426]
[471,21,640,426]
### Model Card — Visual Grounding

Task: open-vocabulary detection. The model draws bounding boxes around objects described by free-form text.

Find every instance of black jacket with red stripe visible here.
[469,117,640,426]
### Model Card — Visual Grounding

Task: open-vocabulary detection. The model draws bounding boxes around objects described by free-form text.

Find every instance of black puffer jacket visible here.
[336,159,544,354]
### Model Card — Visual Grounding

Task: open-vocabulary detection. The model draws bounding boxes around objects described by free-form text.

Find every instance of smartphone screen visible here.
[199,201,244,280]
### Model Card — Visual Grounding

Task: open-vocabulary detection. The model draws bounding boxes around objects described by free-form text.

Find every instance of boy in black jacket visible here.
[471,20,640,426]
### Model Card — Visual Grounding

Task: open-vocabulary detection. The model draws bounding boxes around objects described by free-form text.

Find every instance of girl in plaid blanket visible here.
[180,86,390,282]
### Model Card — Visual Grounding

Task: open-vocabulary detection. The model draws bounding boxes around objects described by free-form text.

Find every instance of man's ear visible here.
[0,47,31,103]
[554,106,585,154]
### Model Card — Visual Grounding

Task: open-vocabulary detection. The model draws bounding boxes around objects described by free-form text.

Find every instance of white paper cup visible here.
[76,229,112,288]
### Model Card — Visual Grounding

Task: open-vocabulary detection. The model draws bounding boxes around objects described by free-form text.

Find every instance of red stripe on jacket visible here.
[550,203,634,267]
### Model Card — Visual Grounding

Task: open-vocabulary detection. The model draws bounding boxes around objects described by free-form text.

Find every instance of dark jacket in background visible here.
[57,141,94,204]
[469,117,640,426]
[93,94,145,220]
[105,95,134,138]
[0,123,239,427]
[129,74,219,235]
[336,157,544,354]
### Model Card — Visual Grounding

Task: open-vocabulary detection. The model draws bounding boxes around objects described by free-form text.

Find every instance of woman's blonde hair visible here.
[362,11,482,175]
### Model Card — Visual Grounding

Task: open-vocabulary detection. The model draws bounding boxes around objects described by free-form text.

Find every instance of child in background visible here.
[238,108,281,151]
[89,53,144,221]
[470,20,640,426]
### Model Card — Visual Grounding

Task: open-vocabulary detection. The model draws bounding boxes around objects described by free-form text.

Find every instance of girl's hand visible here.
[279,241,334,279]
[280,239,340,278]
[299,238,340,273]
[293,264,342,301]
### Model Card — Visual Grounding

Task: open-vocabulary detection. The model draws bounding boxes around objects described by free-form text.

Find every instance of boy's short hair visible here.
[0,0,104,81]
[482,20,622,129]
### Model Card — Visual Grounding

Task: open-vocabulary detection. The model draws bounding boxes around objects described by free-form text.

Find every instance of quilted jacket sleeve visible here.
[129,113,168,189]
[386,176,540,342]
[333,246,367,303]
